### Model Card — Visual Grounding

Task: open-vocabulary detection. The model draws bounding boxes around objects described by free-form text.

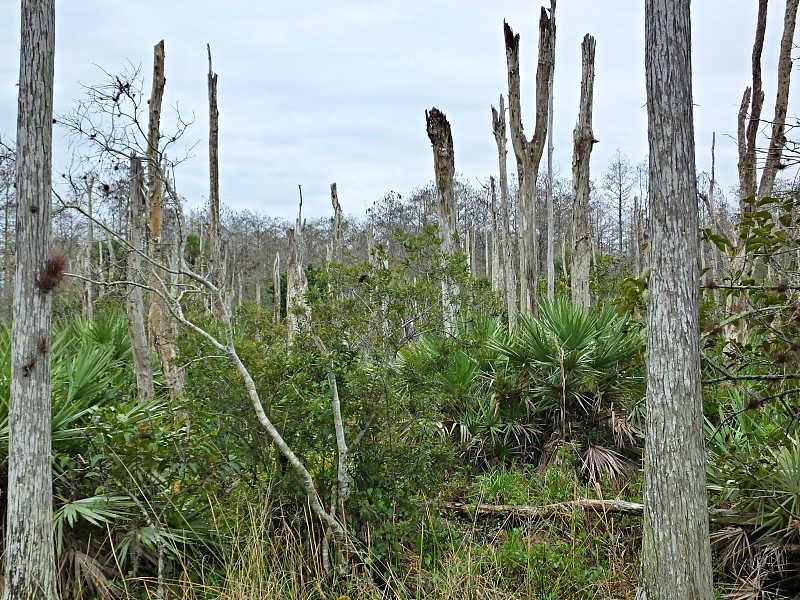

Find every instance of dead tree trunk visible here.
[328,182,343,264]
[82,174,95,320]
[425,107,460,334]
[571,34,596,310]
[4,0,59,596]
[546,0,557,301]
[146,40,182,398]
[490,178,502,291]
[207,44,221,293]
[127,156,154,402]
[491,95,518,328]
[504,12,555,314]
[273,251,281,325]
[286,189,309,340]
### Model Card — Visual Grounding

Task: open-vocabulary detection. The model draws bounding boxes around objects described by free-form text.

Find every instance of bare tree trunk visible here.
[571,34,596,310]
[546,0,557,301]
[490,178,502,291]
[504,11,555,313]
[425,107,460,334]
[637,0,714,597]
[1,180,13,320]
[491,95,518,328]
[207,45,221,292]
[273,251,281,325]
[127,157,155,402]
[632,195,642,278]
[286,189,309,340]
[758,0,798,199]
[328,182,343,263]
[82,174,95,320]
[4,1,59,597]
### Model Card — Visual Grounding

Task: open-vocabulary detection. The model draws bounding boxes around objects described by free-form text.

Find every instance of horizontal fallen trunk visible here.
[440,500,749,526]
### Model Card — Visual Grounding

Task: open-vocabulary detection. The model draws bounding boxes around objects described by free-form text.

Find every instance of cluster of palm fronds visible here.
[396,298,645,480]
[0,316,226,599]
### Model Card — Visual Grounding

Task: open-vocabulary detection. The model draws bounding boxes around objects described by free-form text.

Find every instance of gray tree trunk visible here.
[545,0,557,301]
[425,107,460,334]
[571,34,596,310]
[273,251,281,325]
[4,0,59,597]
[81,175,95,320]
[491,95,518,328]
[637,0,714,597]
[504,12,555,314]
[328,182,343,263]
[207,45,222,291]
[286,191,309,340]
[127,156,155,402]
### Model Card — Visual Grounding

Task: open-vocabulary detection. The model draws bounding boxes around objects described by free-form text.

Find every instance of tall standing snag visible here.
[425,107,460,334]
[504,11,555,313]
[571,34,596,310]
[207,44,221,290]
[638,0,714,598]
[4,0,59,597]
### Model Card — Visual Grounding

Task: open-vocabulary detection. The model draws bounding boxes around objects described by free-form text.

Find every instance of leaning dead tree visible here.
[491,94,518,328]
[504,11,555,314]
[571,34,597,310]
[425,107,460,335]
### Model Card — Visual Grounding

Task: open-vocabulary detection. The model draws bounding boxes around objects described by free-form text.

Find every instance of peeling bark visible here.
[491,95,518,328]
[504,11,555,313]
[425,107,460,334]
[571,34,596,310]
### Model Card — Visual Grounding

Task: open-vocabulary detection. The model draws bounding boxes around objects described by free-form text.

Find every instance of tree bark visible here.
[273,251,281,324]
[4,0,59,597]
[127,156,155,402]
[425,107,460,334]
[757,0,798,199]
[207,44,221,293]
[504,11,555,314]
[286,189,309,340]
[328,182,343,263]
[82,174,95,320]
[571,34,596,311]
[146,41,182,398]
[638,1,714,598]
[491,95,518,328]
[545,0,557,301]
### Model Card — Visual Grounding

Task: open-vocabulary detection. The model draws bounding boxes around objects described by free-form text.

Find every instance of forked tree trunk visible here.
[491,95,518,328]
[504,11,555,313]
[127,156,155,403]
[637,1,714,597]
[425,107,460,334]
[4,1,59,597]
[571,34,596,310]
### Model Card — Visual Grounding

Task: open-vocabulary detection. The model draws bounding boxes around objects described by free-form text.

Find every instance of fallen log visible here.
[440,500,750,526]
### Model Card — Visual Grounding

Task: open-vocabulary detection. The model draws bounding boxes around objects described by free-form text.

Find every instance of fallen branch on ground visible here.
[440,500,749,526]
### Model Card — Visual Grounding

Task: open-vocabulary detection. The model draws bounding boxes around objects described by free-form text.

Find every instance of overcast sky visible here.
[1,1,797,221]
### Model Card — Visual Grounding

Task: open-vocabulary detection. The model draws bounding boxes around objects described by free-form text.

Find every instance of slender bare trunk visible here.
[82,175,95,320]
[286,189,309,340]
[571,34,596,310]
[4,1,59,597]
[127,157,155,403]
[426,107,460,334]
[273,251,281,325]
[207,45,221,291]
[328,182,343,263]
[637,1,714,597]
[546,0,557,301]
[491,95,518,328]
